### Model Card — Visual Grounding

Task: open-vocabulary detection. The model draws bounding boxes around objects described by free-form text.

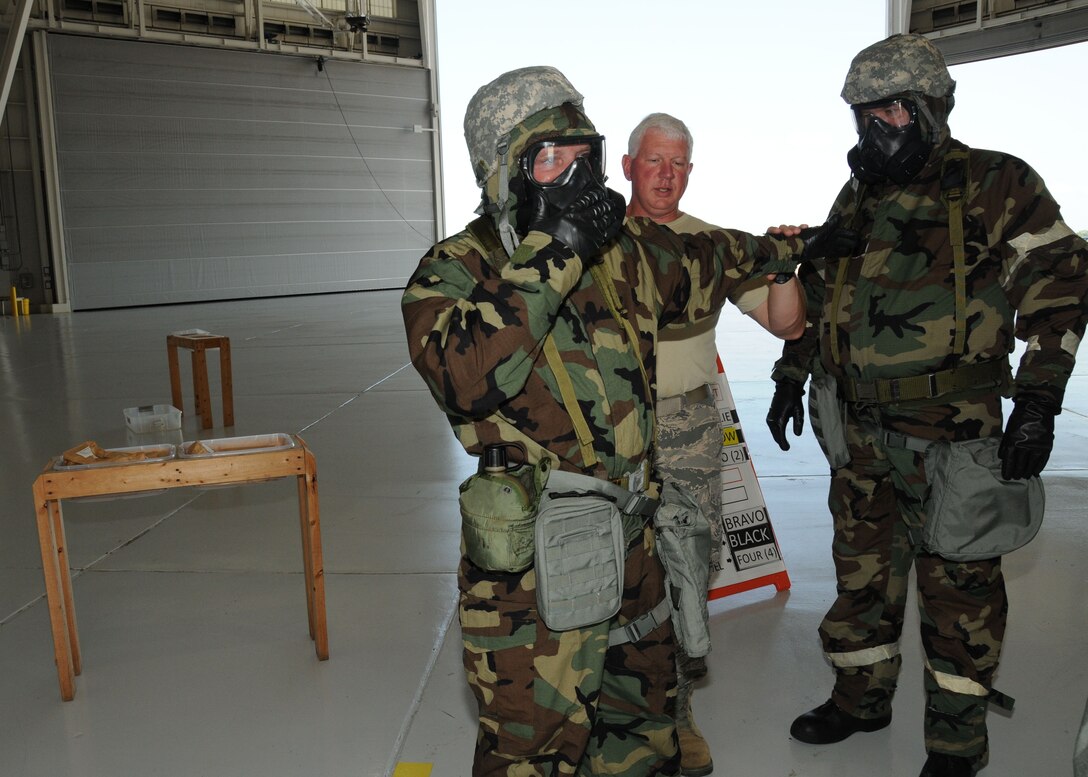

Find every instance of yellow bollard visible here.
[8,286,17,318]
[20,298,29,315]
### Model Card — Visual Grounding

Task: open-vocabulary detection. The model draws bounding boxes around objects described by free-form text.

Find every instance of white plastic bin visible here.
[124,404,182,434]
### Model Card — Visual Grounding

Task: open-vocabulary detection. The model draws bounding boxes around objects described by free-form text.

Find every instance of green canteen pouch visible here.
[652,482,713,657]
[458,457,550,573]
[923,437,1045,561]
[534,485,625,632]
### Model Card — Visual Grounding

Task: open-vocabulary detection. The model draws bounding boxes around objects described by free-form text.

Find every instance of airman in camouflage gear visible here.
[767,34,1088,777]
[403,65,811,775]
[624,111,807,777]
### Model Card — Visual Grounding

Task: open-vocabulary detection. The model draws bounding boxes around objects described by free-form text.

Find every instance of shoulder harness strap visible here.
[545,264,656,473]
[941,148,970,356]
[470,216,656,479]
[832,151,970,365]
[829,183,867,367]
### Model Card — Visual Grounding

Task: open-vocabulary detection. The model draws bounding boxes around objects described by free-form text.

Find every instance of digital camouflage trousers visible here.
[821,426,1007,768]
[655,397,723,551]
[458,526,679,776]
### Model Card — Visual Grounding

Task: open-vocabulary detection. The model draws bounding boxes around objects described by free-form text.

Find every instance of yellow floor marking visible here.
[393,764,433,777]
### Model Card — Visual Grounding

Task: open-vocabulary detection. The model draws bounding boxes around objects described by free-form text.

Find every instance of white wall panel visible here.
[49,34,436,309]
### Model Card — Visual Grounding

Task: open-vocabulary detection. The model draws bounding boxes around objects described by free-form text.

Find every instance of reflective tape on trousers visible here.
[825,642,901,668]
[924,658,990,697]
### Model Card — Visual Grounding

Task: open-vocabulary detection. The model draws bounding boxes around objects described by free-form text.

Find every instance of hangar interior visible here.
[1,0,440,312]
[0,2,1085,776]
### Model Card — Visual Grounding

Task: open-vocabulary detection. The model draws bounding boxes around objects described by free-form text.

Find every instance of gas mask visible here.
[514,135,607,237]
[847,98,931,185]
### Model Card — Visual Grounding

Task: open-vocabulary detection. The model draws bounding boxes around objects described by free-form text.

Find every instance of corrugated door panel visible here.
[49,34,435,309]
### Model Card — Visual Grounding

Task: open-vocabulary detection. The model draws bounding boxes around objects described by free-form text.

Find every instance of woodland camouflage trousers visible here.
[458,526,679,776]
[820,429,1007,769]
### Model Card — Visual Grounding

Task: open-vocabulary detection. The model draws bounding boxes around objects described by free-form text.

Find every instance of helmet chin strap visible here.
[912,96,943,145]
[494,138,521,257]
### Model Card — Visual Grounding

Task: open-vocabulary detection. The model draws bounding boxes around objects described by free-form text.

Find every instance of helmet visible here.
[843,35,956,184]
[463,66,601,255]
[464,65,586,188]
[841,34,955,105]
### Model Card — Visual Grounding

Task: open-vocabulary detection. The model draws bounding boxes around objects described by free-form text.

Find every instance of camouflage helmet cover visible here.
[464,65,586,187]
[841,33,956,105]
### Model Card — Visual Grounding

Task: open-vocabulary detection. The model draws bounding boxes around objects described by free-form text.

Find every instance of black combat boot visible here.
[790,699,891,744]
[918,752,973,776]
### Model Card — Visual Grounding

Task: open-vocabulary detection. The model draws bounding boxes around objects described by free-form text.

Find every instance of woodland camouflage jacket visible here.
[774,138,1088,440]
[403,217,802,482]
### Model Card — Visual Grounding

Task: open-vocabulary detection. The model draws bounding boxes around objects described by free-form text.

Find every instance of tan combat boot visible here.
[677,698,713,777]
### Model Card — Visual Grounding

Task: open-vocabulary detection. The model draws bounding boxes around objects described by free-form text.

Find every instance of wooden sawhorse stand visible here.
[167,333,234,429]
[33,436,328,701]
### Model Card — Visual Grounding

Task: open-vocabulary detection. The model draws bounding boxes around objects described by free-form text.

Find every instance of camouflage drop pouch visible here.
[652,482,712,657]
[808,373,850,469]
[458,458,550,573]
[923,437,1045,561]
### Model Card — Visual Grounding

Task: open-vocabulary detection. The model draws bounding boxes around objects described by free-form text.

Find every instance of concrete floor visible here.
[0,289,1084,777]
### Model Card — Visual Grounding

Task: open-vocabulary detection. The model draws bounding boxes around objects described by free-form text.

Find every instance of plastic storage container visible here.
[124,404,182,433]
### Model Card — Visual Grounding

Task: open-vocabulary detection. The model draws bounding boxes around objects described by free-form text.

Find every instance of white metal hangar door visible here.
[47,34,437,310]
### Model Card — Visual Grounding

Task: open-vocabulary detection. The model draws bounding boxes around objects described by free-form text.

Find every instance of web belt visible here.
[840,358,1006,405]
[657,383,714,417]
[546,469,659,518]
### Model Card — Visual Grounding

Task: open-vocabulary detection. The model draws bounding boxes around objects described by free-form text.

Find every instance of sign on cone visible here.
[707,356,791,600]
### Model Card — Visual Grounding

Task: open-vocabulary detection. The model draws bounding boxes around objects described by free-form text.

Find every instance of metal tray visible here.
[178,433,295,458]
[53,444,176,471]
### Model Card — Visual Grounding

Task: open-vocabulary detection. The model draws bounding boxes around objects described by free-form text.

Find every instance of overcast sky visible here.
[432,1,1088,237]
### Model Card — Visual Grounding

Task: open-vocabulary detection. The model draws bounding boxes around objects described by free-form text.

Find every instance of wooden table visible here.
[33,435,328,701]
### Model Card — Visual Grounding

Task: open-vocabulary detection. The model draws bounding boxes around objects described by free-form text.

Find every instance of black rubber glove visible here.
[766,378,805,451]
[797,214,862,262]
[998,396,1059,480]
[529,184,626,264]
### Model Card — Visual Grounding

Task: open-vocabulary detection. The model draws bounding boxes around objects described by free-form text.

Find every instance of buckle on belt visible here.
[852,382,878,403]
[883,430,908,448]
[878,428,932,454]
[622,493,657,518]
[657,384,712,416]
[616,620,643,646]
[608,598,670,647]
